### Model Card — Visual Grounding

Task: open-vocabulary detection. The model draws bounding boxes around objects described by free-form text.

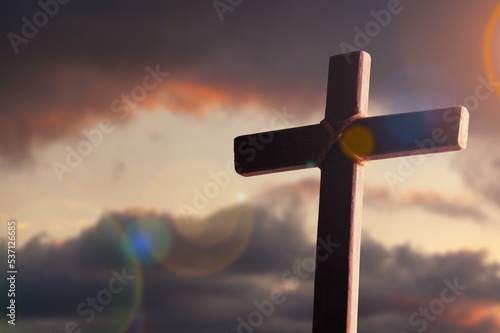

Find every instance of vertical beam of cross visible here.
[311,52,370,333]
[234,50,469,333]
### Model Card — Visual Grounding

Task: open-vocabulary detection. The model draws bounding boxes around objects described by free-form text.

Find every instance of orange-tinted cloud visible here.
[463,303,500,327]
[163,80,264,116]
[1,0,499,187]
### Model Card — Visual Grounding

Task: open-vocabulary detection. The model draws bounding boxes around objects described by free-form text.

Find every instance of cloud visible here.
[364,185,489,223]
[0,0,327,162]
[256,177,320,220]
[359,235,500,333]
[1,1,499,162]
[452,136,500,210]
[261,178,488,223]
[1,189,499,333]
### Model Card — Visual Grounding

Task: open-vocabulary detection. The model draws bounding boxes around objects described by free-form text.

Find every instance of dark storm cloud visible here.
[358,235,500,333]
[1,187,499,333]
[0,190,318,332]
[2,0,499,161]
[0,0,329,161]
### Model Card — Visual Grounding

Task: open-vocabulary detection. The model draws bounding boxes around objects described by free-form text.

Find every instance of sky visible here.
[0,1,499,332]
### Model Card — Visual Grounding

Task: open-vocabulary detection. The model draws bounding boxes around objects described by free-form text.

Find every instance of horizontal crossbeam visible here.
[234,106,469,176]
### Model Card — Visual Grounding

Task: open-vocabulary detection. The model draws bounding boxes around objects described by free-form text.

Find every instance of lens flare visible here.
[380,65,463,114]
[383,109,435,145]
[123,216,172,266]
[141,160,249,224]
[164,204,255,277]
[483,4,500,96]
[236,192,247,203]
[93,214,144,333]
[123,310,147,333]
[340,125,375,160]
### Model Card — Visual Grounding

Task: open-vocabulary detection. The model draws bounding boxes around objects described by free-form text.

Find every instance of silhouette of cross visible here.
[234,51,469,333]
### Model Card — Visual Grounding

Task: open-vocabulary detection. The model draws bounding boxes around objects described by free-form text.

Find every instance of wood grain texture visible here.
[310,50,369,333]
[234,106,468,176]
[233,50,470,333]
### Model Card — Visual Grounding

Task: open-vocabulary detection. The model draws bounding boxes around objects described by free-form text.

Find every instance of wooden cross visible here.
[233,51,469,333]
